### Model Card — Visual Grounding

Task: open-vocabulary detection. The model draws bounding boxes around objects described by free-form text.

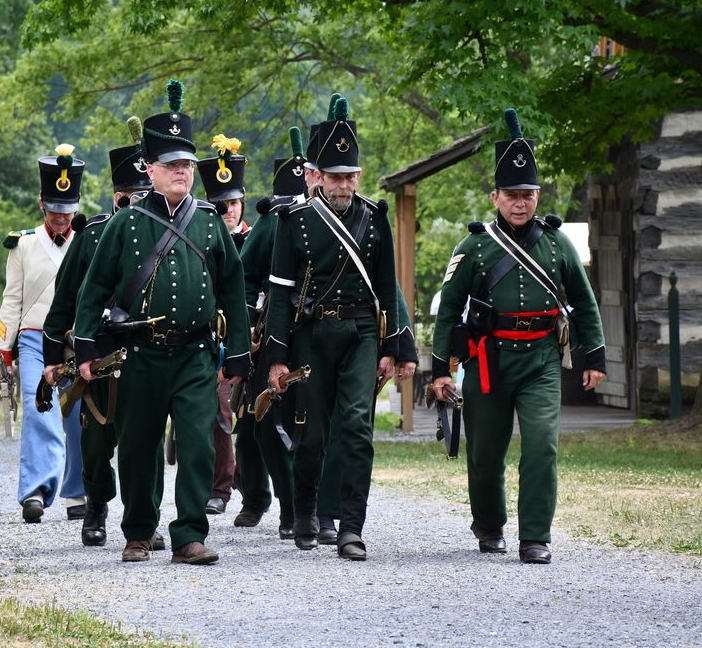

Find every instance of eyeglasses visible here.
[152,160,195,171]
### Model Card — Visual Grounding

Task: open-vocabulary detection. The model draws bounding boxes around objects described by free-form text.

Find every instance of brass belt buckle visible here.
[149,327,168,343]
[514,317,533,331]
[323,308,338,319]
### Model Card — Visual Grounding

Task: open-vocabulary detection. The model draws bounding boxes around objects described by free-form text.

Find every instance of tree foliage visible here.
[1,0,700,316]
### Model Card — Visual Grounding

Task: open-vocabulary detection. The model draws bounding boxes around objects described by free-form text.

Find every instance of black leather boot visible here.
[279,503,295,540]
[81,499,108,547]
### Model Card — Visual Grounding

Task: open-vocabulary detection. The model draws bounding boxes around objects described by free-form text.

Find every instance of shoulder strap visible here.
[485,221,565,308]
[120,196,200,310]
[131,200,204,261]
[479,221,545,298]
[309,197,378,310]
[316,203,371,304]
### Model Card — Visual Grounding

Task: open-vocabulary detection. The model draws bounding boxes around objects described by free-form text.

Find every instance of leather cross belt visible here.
[494,314,556,332]
[134,324,210,346]
[314,303,375,320]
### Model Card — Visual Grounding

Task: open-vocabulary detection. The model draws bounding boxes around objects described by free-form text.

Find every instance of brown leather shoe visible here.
[171,541,219,565]
[121,539,151,562]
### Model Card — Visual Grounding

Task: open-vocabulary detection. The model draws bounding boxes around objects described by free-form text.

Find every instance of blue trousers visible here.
[17,329,84,506]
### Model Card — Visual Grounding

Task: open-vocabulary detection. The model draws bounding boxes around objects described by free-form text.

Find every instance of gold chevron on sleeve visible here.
[442,254,465,284]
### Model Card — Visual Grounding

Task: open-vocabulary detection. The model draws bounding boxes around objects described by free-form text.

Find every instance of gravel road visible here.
[1,434,700,648]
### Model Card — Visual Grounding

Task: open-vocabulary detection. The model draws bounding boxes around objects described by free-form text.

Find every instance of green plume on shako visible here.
[127,115,143,144]
[333,96,349,121]
[289,126,303,157]
[504,108,523,140]
[167,79,184,113]
[327,92,342,120]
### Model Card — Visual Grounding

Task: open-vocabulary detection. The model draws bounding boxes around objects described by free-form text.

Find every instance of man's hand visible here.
[374,355,394,391]
[395,361,416,383]
[79,359,98,382]
[583,370,605,391]
[217,368,243,386]
[269,363,290,393]
[432,376,456,402]
[249,327,261,354]
[42,364,61,386]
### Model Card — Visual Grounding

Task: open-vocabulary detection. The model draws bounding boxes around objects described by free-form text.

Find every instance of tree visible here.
[3,0,700,309]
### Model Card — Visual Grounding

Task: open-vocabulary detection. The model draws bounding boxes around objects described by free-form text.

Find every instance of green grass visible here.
[372,419,702,555]
[0,598,195,648]
[373,411,402,432]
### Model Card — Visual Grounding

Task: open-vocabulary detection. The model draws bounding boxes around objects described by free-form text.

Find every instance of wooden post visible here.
[394,184,416,432]
[668,271,681,419]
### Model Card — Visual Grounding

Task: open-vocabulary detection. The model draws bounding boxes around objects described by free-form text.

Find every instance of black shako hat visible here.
[315,96,361,173]
[197,134,245,202]
[38,143,85,214]
[304,92,341,171]
[142,79,198,163]
[494,108,539,190]
[109,116,152,191]
[273,127,306,197]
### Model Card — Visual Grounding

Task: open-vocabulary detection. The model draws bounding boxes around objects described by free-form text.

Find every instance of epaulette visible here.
[544,214,562,229]
[279,200,308,220]
[256,197,272,215]
[467,221,486,234]
[83,213,111,231]
[196,199,218,214]
[357,192,389,217]
[232,229,251,248]
[356,192,378,209]
[3,228,35,250]
[71,214,87,232]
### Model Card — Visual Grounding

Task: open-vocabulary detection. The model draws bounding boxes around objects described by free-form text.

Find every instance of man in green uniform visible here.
[43,117,166,549]
[267,96,399,561]
[74,80,251,565]
[299,97,420,544]
[316,290,418,544]
[232,126,309,538]
[431,109,606,564]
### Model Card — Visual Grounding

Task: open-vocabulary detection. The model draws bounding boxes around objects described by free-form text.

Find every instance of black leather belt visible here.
[494,314,556,332]
[314,304,375,320]
[133,324,210,346]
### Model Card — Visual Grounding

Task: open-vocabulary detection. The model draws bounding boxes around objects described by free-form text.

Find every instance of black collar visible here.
[497,211,535,242]
[148,189,191,217]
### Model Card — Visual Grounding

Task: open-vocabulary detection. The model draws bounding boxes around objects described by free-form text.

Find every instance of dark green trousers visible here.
[288,316,377,536]
[317,409,343,519]
[234,344,293,512]
[462,342,561,542]
[115,340,217,549]
[80,377,117,503]
[234,411,272,511]
[253,413,293,508]
[80,377,165,508]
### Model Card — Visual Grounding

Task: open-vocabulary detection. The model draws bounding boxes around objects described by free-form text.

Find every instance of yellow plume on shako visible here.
[212,134,242,184]
[212,134,241,158]
[54,142,75,191]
